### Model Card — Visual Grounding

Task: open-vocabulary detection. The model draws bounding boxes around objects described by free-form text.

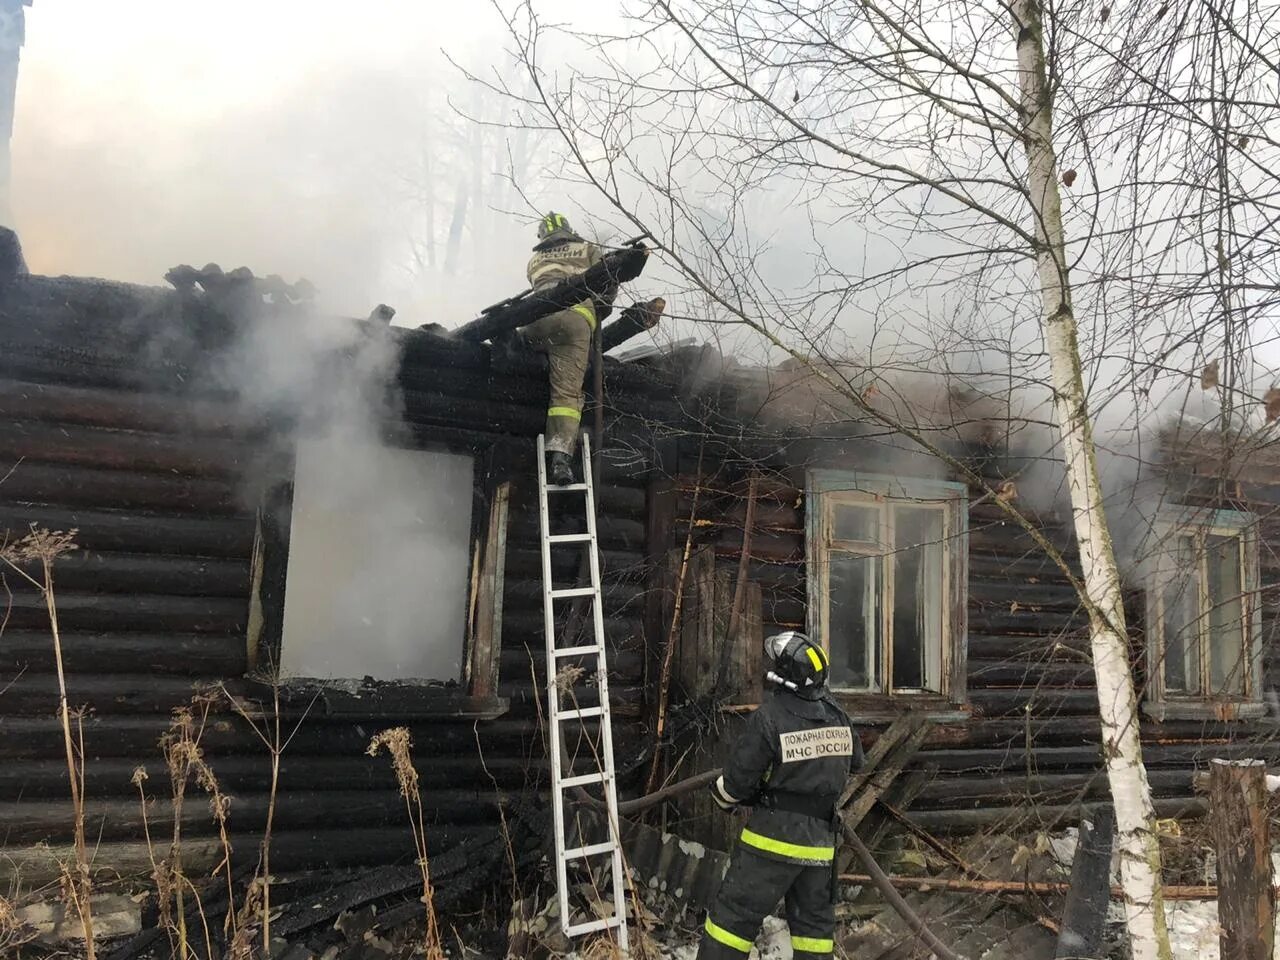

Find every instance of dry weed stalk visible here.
[0,526,96,957]
[226,876,264,960]
[156,698,234,958]
[368,727,445,960]
[0,894,38,952]
[223,679,315,956]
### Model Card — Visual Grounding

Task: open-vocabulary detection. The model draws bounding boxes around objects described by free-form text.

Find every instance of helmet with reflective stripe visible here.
[763,630,829,700]
[537,211,574,240]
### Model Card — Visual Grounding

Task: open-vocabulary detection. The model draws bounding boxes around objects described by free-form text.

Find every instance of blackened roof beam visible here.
[447,243,650,343]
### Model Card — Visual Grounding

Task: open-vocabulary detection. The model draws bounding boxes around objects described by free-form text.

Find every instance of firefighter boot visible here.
[548,451,574,486]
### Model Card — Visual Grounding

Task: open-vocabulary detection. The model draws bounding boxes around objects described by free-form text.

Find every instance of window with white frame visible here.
[806,470,968,701]
[1147,509,1260,712]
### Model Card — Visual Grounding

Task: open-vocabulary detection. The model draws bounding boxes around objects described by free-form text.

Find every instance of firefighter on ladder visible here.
[697,631,864,960]
[518,211,607,486]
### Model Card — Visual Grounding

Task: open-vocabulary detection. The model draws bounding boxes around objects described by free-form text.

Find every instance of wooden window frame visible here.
[1144,507,1263,721]
[245,439,510,721]
[805,469,969,722]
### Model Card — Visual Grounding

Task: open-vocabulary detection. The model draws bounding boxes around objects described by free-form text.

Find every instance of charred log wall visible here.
[654,431,1280,834]
[0,274,682,887]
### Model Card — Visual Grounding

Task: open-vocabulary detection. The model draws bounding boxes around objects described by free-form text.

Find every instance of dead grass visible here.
[368,727,446,960]
[223,679,311,957]
[1,526,96,959]
[0,894,38,952]
[146,698,236,960]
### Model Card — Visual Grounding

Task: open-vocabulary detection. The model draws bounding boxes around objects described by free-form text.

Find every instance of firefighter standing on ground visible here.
[697,631,863,960]
[519,212,604,486]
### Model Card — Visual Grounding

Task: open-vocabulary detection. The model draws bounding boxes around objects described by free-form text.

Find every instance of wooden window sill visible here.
[830,692,971,725]
[239,678,510,720]
[1143,700,1268,722]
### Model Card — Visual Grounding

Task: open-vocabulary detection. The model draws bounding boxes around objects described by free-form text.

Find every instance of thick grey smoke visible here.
[212,307,475,683]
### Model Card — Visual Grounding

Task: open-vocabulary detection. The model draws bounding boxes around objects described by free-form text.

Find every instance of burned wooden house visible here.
[1,240,1277,910]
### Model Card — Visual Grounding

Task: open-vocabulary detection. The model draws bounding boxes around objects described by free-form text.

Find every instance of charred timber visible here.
[501,612,643,647]
[0,591,248,634]
[907,796,1207,831]
[0,378,246,437]
[1,788,511,845]
[0,630,248,677]
[601,299,665,353]
[0,673,244,716]
[0,461,243,515]
[503,546,646,584]
[0,503,255,557]
[910,768,1191,810]
[0,715,544,762]
[0,419,256,477]
[0,755,537,801]
[6,551,251,597]
[1,824,496,888]
[450,244,650,343]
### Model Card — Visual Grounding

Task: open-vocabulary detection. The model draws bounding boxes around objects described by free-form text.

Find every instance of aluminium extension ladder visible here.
[536,433,629,950]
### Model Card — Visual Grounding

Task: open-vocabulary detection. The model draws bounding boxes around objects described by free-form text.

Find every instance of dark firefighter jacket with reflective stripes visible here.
[722,690,863,865]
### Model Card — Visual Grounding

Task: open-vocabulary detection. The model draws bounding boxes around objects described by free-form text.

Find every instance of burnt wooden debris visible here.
[449,243,649,343]
[1054,805,1114,960]
[1209,759,1274,960]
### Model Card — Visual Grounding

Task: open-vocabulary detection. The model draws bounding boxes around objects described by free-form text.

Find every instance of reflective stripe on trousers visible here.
[703,918,752,953]
[739,828,835,862]
[791,935,834,955]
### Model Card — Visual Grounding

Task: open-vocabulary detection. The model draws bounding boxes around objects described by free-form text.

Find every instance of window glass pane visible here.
[828,554,881,690]
[1206,533,1246,696]
[893,506,944,692]
[1162,535,1200,694]
[832,503,879,543]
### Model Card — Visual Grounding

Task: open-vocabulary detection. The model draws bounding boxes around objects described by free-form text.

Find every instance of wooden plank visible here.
[862,765,936,853]
[838,714,922,809]
[709,563,732,699]
[724,472,759,648]
[644,477,678,702]
[1210,759,1274,960]
[742,581,763,705]
[1054,806,1114,959]
[695,548,720,700]
[841,715,930,829]
[469,481,511,699]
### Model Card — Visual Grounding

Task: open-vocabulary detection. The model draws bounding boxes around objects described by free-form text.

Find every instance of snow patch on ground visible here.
[1116,851,1280,960]
[643,915,791,960]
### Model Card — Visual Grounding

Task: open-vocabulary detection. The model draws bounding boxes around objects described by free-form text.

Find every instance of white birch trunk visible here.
[1011,4,1171,959]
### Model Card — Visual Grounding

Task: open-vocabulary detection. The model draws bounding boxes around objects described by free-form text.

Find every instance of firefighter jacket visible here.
[526,238,603,329]
[719,689,863,866]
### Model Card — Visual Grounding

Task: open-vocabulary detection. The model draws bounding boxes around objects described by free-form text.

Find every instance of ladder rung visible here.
[547,483,589,492]
[564,841,617,859]
[547,533,594,544]
[561,771,611,788]
[558,705,604,721]
[550,586,597,599]
[566,916,624,937]
[554,644,602,658]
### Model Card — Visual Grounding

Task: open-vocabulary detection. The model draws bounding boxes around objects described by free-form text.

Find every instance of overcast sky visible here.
[11,0,610,320]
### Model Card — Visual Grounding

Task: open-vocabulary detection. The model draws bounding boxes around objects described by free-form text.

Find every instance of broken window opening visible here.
[276,433,476,683]
[807,470,967,705]
[1149,510,1259,713]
